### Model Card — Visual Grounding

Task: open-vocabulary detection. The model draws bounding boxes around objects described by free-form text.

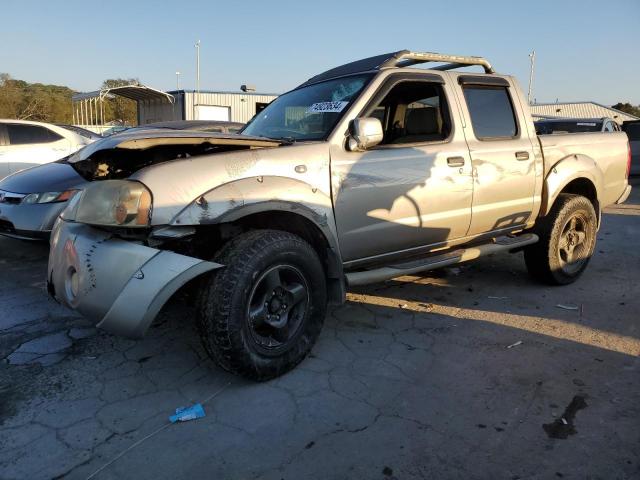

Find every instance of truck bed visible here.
[538,131,629,207]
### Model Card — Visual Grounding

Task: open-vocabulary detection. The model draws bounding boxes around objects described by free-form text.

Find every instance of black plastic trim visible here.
[458,75,510,87]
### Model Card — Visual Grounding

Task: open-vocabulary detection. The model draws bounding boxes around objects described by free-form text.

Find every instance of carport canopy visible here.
[72,84,175,127]
[72,84,175,103]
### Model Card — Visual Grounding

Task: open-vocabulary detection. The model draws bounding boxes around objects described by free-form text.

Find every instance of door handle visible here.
[515,151,530,161]
[447,156,465,167]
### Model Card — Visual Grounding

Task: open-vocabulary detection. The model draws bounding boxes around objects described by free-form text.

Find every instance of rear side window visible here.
[7,124,63,145]
[463,86,518,139]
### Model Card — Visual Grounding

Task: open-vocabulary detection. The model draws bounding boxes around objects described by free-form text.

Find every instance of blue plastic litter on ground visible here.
[169,403,206,423]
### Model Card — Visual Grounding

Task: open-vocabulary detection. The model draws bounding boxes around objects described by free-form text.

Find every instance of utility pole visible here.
[527,50,536,105]
[175,71,181,90]
[195,40,201,119]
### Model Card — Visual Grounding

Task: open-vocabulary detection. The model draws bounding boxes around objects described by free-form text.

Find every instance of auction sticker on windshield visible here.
[306,101,349,114]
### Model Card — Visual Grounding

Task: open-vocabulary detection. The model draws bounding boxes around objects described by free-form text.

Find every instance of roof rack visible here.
[298,50,494,88]
[381,50,495,74]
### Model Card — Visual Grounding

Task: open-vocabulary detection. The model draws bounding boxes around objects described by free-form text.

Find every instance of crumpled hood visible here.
[0,161,86,194]
[66,129,285,182]
[68,129,281,164]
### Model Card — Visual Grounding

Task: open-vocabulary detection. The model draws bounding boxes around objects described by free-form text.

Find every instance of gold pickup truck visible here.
[47,50,632,380]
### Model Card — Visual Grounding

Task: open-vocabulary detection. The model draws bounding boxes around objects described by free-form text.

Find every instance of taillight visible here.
[627,142,632,180]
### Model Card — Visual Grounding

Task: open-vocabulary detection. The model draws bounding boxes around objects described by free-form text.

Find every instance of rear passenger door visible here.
[454,76,537,235]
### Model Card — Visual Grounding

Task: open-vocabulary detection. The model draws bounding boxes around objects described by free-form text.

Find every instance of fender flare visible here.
[541,154,603,217]
[169,175,344,287]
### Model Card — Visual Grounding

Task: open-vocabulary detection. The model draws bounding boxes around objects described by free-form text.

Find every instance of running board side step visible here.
[345,234,538,286]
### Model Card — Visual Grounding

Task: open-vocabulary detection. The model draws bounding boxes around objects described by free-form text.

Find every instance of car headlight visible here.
[22,190,78,204]
[64,180,152,227]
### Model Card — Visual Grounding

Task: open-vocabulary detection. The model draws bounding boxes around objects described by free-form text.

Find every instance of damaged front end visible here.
[47,219,221,338]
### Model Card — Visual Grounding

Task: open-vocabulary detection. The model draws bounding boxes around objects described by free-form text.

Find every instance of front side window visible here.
[364,80,451,145]
[7,124,62,145]
[463,86,518,139]
[242,74,373,141]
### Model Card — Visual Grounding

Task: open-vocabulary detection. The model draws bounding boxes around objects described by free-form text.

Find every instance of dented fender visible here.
[170,176,342,253]
[541,154,603,216]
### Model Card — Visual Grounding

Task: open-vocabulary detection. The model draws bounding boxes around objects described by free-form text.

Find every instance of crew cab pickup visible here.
[47,50,632,380]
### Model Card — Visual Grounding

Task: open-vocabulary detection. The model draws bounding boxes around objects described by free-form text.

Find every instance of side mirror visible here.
[348,117,383,151]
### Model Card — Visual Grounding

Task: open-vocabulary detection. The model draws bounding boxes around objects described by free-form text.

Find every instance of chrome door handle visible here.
[515,151,530,161]
[447,156,465,167]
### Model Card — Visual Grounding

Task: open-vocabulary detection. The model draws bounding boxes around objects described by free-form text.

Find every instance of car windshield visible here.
[242,74,373,141]
[535,120,603,134]
[58,124,102,139]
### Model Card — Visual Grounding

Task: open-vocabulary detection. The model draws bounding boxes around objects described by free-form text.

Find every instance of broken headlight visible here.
[63,180,152,227]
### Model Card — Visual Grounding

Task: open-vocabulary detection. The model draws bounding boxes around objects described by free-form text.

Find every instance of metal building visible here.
[530,101,638,125]
[138,90,279,125]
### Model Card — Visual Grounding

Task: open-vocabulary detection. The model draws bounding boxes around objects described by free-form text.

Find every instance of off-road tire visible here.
[197,229,327,380]
[524,194,597,285]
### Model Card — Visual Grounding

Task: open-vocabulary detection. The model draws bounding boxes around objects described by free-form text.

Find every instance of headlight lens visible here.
[22,190,78,204]
[69,180,152,227]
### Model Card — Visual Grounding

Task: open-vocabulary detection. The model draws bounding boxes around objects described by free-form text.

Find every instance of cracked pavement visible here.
[1,180,639,479]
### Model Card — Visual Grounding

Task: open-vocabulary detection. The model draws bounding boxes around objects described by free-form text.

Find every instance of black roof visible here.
[298,51,406,88]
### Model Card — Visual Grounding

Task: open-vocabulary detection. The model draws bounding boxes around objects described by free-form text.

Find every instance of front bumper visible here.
[0,199,67,240]
[47,220,222,338]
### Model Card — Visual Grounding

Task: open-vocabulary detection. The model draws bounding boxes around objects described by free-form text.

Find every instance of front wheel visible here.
[524,194,597,285]
[197,230,327,380]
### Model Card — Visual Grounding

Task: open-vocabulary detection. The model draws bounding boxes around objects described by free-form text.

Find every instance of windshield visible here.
[58,124,102,140]
[242,74,373,141]
[535,120,603,134]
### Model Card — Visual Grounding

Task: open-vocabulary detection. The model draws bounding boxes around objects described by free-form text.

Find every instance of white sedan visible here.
[0,119,98,180]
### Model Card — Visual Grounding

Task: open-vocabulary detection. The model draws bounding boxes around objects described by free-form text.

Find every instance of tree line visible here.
[0,74,139,126]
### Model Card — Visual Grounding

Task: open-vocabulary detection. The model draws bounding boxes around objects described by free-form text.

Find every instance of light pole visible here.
[175,71,181,90]
[527,50,536,105]
[195,40,201,118]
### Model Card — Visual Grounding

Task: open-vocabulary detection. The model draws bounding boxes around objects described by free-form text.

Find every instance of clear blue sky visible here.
[1,0,638,105]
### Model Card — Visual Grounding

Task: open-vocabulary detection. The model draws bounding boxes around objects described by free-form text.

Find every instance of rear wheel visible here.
[197,230,327,380]
[524,194,597,285]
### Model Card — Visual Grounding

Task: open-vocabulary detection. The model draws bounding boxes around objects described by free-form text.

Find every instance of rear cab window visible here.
[462,86,518,139]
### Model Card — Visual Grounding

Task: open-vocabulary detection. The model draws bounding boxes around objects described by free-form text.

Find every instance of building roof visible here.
[530,101,638,124]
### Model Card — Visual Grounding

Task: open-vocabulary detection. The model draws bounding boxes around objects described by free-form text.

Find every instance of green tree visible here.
[612,102,640,118]
[0,73,73,122]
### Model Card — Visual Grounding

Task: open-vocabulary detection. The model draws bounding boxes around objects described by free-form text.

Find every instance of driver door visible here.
[331,74,473,263]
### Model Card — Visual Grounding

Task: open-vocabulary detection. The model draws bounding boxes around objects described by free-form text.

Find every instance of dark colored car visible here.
[622,120,640,176]
[534,117,621,135]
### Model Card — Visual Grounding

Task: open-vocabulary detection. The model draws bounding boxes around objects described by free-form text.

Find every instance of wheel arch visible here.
[541,154,603,223]
[169,177,345,304]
